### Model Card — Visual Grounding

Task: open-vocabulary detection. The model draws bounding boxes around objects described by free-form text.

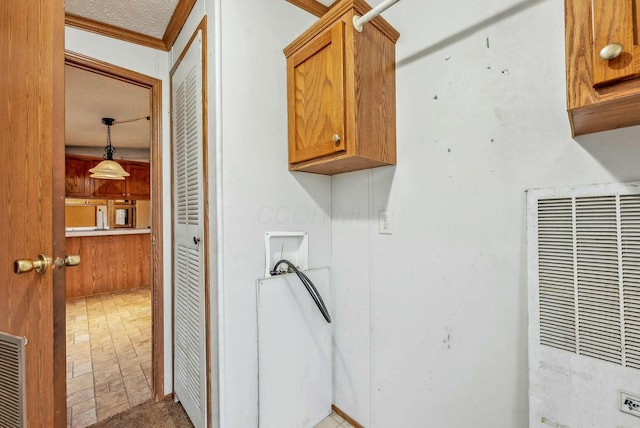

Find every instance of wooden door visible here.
[591,0,638,86]
[0,1,66,427]
[126,163,151,199]
[287,21,346,164]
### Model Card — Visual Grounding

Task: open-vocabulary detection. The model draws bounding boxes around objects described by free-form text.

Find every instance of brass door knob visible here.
[600,43,623,60]
[65,255,81,267]
[13,254,51,274]
[14,254,81,274]
[54,255,81,269]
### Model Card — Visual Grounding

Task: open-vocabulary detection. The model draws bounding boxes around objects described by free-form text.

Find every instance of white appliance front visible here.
[528,183,640,427]
[257,267,332,428]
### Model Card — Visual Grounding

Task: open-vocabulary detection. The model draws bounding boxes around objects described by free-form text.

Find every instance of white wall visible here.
[64,28,174,394]
[332,0,640,427]
[69,0,640,426]
[172,1,332,426]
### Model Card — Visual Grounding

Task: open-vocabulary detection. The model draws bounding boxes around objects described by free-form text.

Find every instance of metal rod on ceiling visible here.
[352,0,400,32]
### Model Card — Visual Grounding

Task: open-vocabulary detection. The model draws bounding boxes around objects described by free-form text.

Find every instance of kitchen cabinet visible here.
[66,232,151,297]
[93,168,127,198]
[565,0,640,135]
[65,154,150,199]
[283,0,399,175]
[65,156,94,197]
[125,163,151,199]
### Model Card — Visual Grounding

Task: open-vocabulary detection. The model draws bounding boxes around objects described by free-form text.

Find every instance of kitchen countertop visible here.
[65,228,151,238]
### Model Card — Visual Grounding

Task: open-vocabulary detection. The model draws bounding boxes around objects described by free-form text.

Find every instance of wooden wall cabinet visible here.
[65,156,94,197]
[65,154,150,200]
[565,0,640,135]
[93,168,127,198]
[284,0,399,175]
[125,163,151,199]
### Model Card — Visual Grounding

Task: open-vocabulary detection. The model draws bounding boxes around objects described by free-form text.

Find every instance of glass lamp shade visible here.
[89,159,130,180]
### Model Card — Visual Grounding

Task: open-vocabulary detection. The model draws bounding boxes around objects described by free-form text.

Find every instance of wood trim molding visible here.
[284,0,399,57]
[65,13,168,51]
[65,0,196,51]
[199,16,213,428]
[332,405,364,428]
[163,0,198,50]
[286,0,330,17]
[64,51,165,400]
[53,2,67,425]
[150,75,165,401]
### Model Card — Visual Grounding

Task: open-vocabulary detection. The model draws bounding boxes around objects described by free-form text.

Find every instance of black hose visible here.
[270,260,332,323]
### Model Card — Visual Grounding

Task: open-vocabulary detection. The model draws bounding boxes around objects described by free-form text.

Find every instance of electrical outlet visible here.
[379,210,392,235]
[619,390,640,418]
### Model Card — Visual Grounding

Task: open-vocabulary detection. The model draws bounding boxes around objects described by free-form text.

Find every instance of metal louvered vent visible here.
[537,198,575,352]
[536,191,640,369]
[622,194,640,369]
[0,332,27,428]
[174,65,201,227]
[174,244,202,413]
[575,196,621,365]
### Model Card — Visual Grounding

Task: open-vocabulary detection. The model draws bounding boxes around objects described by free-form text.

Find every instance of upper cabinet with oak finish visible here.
[93,162,151,199]
[284,0,399,175]
[65,155,94,197]
[566,0,640,135]
[65,154,150,200]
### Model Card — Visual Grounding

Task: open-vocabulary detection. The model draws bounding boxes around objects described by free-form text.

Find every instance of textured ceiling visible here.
[65,0,180,39]
[65,65,151,151]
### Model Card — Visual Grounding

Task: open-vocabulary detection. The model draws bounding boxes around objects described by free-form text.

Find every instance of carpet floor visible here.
[88,398,193,428]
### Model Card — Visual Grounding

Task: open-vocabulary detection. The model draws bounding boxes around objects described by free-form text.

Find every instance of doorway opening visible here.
[63,51,164,426]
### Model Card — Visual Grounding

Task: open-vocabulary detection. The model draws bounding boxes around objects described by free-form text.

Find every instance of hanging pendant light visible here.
[89,117,130,180]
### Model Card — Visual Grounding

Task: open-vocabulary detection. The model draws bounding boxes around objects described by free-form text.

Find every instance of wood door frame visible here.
[63,51,165,399]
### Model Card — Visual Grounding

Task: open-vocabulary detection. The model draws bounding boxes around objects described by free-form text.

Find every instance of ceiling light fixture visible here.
[89,117,130,180]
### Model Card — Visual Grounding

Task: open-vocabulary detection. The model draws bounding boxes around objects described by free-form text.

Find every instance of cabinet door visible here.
[93,178,126,198]
[288,21,346,164]
[93,159,127,198]
[65,156,93,197]
[126,163,150,199]
[591,0,638,86]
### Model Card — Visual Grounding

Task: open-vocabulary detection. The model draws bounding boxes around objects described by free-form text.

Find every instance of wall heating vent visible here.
[536,191,640,368]
[0,332,27,428]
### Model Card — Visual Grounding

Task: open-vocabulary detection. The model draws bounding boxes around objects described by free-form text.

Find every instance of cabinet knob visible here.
[599,43,623,61]
[332,134,341,145]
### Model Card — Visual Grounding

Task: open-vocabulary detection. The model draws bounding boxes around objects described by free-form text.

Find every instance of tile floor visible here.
[66,288,152,428]
[315,412,355,428]
[66,288,352,428]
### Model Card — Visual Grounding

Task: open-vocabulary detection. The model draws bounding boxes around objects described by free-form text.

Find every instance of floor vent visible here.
[0,332,27,428]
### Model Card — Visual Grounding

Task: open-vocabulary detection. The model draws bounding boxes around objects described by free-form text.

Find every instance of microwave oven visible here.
[110,204,135,228]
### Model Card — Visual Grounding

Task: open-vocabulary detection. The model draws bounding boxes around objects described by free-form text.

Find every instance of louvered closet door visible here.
[172,30,206,428]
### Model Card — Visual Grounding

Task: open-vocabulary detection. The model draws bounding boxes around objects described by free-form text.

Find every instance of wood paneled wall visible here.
[66,234,152,298]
